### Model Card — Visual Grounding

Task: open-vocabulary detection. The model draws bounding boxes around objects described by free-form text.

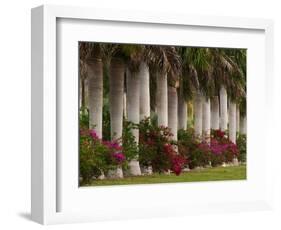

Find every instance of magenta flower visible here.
[103,140,122,151]
[89,129,100,140]
[112,152,125,163]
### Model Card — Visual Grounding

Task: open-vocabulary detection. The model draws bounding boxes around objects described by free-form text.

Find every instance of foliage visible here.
[79,108,89,129]
[79,42,247,184]
[138,118,186,175]
[209,130,239,166]
[178,128,209,169]
[178,129,240,168]
[237,134,247,163]
[102,101,111,141]
[122,120,139,163]
[79,129,125,185]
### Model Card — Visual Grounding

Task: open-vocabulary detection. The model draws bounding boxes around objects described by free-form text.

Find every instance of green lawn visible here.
[83,165,246,186]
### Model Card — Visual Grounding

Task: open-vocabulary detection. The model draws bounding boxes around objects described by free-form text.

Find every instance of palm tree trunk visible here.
[126,69,141,176]
[211,96,220,130]
[156,71,168,127]
[236,106,240,133]
[240,115,247,135]
[139,62,150,121]
[202,97,211,143]
[229,102,236,143]
[87,58,103,138]
[229,102,239,165]
[84,77,89,110]
[168,86,178,141]
[123,92,127,119]
[178,93,187,130]
[109,58,125,178]
[220,86,228,131]
[80,78,85,109]
[194,92,203,138]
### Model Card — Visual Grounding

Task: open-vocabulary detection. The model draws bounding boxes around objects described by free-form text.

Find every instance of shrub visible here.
[209,129,239,166]
[139,118,186,175]
[122,120,139,163]
[178,129,240,168]
[79,108,89,129]
[79,129,125,184]
[237,134,246,163]
[178,129,209,169]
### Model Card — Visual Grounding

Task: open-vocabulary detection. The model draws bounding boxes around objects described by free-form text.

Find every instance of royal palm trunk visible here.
[126,69,141,176]
[229,102,236,143]
[87,58,103,138]
[211,96,220,130]
[80,77,85,109]
[156,71,168,127]
[123,92,127,119]
[240,115,247,135]
[202,97,211,142]
[178,93,187,130]
[139,62,150,121]
[194,92,203,138]
[168,86,178,141]
[229,102,239,165]
[236,106,240,133]
[109,58,125,178]
[219,86,228,131]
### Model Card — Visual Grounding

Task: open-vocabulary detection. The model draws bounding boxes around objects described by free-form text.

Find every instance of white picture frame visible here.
[31,4,274,225]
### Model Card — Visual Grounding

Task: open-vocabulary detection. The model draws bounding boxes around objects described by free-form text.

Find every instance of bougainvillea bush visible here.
[178,129,240,168]
[138,118,186,175]
[209,129,239,166]
[122,120,139,163]
[79,129,125,184]
[80,113,243,183]
[178,128,210,169]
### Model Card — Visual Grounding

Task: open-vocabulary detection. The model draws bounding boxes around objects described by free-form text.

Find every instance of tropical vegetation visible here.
[79,42,247,185]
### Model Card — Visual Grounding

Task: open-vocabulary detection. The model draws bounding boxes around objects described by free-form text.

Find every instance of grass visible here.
[83,165,246,187]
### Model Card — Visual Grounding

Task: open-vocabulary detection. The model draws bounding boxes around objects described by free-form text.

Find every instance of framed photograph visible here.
[31,5,274,225]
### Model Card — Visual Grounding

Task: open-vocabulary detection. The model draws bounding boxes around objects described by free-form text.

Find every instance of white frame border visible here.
[31,4,274,225]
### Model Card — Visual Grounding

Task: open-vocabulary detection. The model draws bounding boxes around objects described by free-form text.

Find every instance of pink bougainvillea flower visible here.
[89,129,100,140]
[112,152,125,163]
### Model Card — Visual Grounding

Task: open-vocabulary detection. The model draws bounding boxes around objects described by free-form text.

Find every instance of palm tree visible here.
[126,69,141,175]
[196,49,213,142]
[82,43,104,139]
[240,116,247,135]
[168,78,178,141]
[219,85,228,131]
[194,92,203,137]
[224,49,246,143]
[177,47,199,131]
[96,44,126,178]
[209,48,233,132]
[177,93,187,130]
[181,48,212,139]
[202,97,211,142]
[240,97,247,134]
[109,61,125,138]
[79,42,88,113]
[236,106,240,133]
[108,57,125,178]
[228,102,237,143]
[147,46,181,128]
[211,96,220,129]
[139,61,150,120]
[122,44,145,176]
[229,49,247,136]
